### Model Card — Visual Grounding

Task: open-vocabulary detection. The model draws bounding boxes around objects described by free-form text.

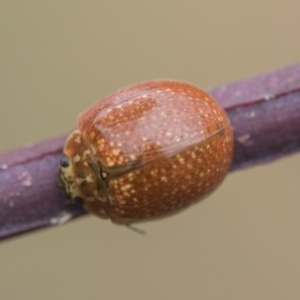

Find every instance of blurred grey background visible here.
[1,1,300,299]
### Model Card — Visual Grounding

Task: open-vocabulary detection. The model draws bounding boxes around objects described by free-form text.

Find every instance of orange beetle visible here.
[60,81,233,224]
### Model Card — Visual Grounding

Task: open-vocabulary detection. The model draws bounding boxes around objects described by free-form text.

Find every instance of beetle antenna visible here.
[126,224,146,235]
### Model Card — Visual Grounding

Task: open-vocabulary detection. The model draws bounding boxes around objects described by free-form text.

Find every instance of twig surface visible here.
[1,63,300,240]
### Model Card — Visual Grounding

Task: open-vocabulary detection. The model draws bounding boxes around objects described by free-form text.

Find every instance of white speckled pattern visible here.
[61,81,233,224]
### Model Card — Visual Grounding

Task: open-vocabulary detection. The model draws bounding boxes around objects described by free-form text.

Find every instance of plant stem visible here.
[1,63,300,241]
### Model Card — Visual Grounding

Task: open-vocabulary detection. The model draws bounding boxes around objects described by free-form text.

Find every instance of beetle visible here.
[60,80,233,224]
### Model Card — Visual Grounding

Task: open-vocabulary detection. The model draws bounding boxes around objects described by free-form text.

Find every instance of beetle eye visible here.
[60,156,70,168]
[73,196,84,206]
